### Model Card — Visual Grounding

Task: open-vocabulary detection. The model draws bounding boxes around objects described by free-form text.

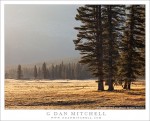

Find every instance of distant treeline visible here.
[5,62,94,80]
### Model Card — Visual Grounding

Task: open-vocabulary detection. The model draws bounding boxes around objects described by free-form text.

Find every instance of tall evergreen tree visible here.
[42,62,47,79]
[105,5,126,91]
[74,5,105,91]
[119,5,145,90]
[34,65,38,79]
[51,64,55,79]
[74,5,126,91]
[17,64,23,79]
[38,67,42,79]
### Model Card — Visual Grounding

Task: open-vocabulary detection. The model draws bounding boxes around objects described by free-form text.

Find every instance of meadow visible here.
[5,79,145,110]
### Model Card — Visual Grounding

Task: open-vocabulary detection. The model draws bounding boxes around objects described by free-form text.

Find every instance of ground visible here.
[5,79,145,110]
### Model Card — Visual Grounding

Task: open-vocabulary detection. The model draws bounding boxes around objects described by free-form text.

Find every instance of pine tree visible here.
[51,64,55,79]
[38,67,42,79]
[105,5,126,91]
[74,5,126,91]
[46,68,50,79]
[74,5,105,91]
[34,65,38,79]
[17,64,23,79]
[68,63,72,79]
[119,5,145,90]
[42,62,47,79]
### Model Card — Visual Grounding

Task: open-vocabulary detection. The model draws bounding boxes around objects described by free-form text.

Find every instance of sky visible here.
[5,5,81,66]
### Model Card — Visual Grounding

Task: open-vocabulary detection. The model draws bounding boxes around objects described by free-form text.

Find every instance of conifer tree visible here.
[17,64,23,79]
[51,64,55,79]
[74,5,126,91]
[34,65,38,79]
[119,5,145,90]
[42,62,47,79]
[105,5,126,91]
[74,5,105,91]
[38,67,42,79]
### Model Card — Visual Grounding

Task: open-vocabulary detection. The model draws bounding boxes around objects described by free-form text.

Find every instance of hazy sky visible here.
[5,5,81,66]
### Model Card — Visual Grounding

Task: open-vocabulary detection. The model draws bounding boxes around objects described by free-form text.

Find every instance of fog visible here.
[5,5,81,66]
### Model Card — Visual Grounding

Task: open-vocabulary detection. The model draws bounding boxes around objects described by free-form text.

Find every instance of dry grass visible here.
[5,79,145,110]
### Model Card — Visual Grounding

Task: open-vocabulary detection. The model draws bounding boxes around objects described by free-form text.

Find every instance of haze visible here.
[5,5,81,66]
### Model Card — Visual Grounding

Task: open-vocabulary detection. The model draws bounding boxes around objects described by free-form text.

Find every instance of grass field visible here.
[5,79,145,110]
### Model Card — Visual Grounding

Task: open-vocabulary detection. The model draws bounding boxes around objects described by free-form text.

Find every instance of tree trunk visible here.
[108,79,114,91]
[127,81,131,90]
[123,80,128,89]
[107,6,114,92]
[96,6,104,91]
[98,77,104,91]
[123,81,131,90]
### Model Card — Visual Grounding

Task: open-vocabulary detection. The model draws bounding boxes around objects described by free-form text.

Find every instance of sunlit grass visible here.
[5,79,145,110]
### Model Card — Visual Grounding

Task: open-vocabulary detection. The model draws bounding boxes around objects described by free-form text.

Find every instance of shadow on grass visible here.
[95,88,145,94]
[126,89,145,96]
[23,100,95,106]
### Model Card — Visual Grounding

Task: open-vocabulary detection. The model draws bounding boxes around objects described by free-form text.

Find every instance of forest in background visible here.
[5,58,94,80]
[5,57,144,81]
